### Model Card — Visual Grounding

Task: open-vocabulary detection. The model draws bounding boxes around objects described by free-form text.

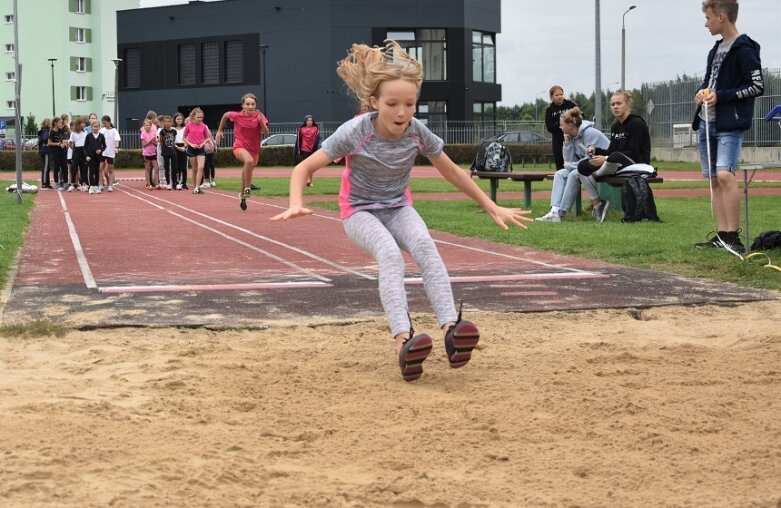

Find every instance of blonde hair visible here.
[611,90,634,110]
[241,93,257,105]
[336,40,423,105]
[702,0,738,23]
[560,107,584,127]
[189,107,204,119]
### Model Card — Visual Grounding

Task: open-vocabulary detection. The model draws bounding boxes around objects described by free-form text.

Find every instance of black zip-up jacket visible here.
[692,33,763,132]
[594,113,651,164]
[83,132,107,159]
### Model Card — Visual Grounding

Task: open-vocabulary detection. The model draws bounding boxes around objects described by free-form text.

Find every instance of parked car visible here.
[483,130,550,145]
[24,137,39,150]
[0,137,15,150]
[261,133,297,147]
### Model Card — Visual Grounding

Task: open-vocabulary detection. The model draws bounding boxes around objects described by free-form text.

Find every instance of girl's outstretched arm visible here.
[214,112,231,143]
[429,152,533,231]
[270,149,333,221]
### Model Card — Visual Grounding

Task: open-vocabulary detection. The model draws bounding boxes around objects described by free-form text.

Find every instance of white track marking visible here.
[120,190,332,283]
[124,188,376,280]
[99,281,331,294]
[57,192,97,289]
[209,190,601,275]
[404,272,608,284]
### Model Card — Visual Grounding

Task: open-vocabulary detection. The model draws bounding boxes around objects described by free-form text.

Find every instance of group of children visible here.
[38,113,120,194]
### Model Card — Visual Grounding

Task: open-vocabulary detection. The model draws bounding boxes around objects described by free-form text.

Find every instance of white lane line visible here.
[226,192,600,276]
[404,272,609,284]
[57,192,97,289]
[99,281,332,294]
[129,188,377,280]
[120,189,332,283]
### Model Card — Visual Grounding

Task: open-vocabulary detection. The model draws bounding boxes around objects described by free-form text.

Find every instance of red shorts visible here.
[233,147,259,167]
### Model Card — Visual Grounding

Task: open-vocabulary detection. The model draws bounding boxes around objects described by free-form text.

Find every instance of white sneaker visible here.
[210,181,216,187]
[67,184,74,192]
[535,211,561,223]
[107,185,114,192]
[88,186,95,194]
[175,184,183,190]
[166,184,172,190]
[200,182,210,189]
[95,186,102,194]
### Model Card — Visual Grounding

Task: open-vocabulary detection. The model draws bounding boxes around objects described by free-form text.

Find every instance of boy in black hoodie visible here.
[692,0,763,253]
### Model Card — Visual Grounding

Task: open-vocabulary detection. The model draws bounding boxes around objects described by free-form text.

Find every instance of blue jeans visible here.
[550,168,582,214]
[698,125,743,178]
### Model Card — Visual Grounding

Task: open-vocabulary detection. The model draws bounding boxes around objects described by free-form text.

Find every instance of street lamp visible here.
[47,58,57,117]
[111,58,122,124]
[259,44,269,115]
[621,5,637,91]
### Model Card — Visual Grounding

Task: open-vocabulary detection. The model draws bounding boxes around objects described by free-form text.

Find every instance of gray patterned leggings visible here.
[343,206,457,337]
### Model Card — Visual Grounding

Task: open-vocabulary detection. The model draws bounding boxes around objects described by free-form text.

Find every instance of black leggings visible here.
[50,147,67,185]
[175,150,187,185]
[88,156,101,187]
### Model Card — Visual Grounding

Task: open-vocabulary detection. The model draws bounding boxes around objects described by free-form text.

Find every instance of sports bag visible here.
[471,140,512,172]
[621,176,660,222]
[750,230,781,251]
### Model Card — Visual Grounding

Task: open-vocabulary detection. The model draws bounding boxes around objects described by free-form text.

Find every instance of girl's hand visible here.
[86,156,91,162]
[488,205,533,230]
[96,149,101,154]
[215,131,223,144]
[270,206,314,221]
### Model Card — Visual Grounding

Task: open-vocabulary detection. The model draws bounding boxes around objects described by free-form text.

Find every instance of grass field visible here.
[0,182,34,291]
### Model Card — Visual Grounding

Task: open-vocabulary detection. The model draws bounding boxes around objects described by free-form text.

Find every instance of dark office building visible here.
[116,0,501,130]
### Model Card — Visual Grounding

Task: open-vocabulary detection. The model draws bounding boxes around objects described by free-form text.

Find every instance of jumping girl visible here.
[272,41,531,382]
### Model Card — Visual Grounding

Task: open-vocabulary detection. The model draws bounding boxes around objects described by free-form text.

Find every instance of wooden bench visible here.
[547,175,664,215]
[471,170,551,209]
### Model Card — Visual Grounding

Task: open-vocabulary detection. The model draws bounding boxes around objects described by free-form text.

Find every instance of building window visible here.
[417,101,448,128]
[4,15,13,23]
[472,31,495,83]
[201,41,219,84]
[124,48,140,88]
[6,100,15,110]
[473,101,496,126]
[76,86,87,101]
[75,0,85,14]
[76,57,86,72]
[75,28,85,43]
[224,40,243,83]
[178,43,196,85]
[5,43,13,53]
[387,29,447,81]
[5,72,14,81]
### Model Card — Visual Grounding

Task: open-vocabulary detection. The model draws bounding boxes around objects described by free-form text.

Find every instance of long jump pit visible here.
[1,184,779,507]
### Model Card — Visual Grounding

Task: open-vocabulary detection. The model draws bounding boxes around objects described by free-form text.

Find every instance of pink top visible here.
[183,122,210,146]
[140,129,157,157]
[298,125,319,153]
[229,110,268,154]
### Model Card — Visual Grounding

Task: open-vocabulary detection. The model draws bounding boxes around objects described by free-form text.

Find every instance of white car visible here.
[261,133,296,147]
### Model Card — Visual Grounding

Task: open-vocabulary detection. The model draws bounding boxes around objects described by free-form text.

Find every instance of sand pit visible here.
[1,300,780,507]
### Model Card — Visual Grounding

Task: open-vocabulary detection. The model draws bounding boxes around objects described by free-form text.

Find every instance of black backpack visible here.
[471,140,512,172]
[621,176,660,222]
[750,230,781,251]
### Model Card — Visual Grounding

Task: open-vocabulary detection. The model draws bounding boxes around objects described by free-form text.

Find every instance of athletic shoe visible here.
[107,185,114,192]
[398,332,433,382]
[535,211,561,223]
[242,187,251,197]
[79,184,88,192]
[94,186,102,194]
[193,187,202,194]
[250,183,259,190]
[717,232,746,255]
[695,231,723,249]
[88,186,95,194]
[210,181,216,187]
[166,184,172,190]
[67,184,74,192]
[41,184,52,190]
[182,184,189,190]
[240,194,247,211]
[444,319,480,369]
[199,182,210,189]
[593,200,610,223]
[176,184,183,190]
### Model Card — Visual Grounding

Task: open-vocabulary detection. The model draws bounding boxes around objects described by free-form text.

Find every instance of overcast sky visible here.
[139,0,780,106]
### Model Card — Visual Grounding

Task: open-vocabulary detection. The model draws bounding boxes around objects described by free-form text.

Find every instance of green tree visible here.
[23,114,37,135]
